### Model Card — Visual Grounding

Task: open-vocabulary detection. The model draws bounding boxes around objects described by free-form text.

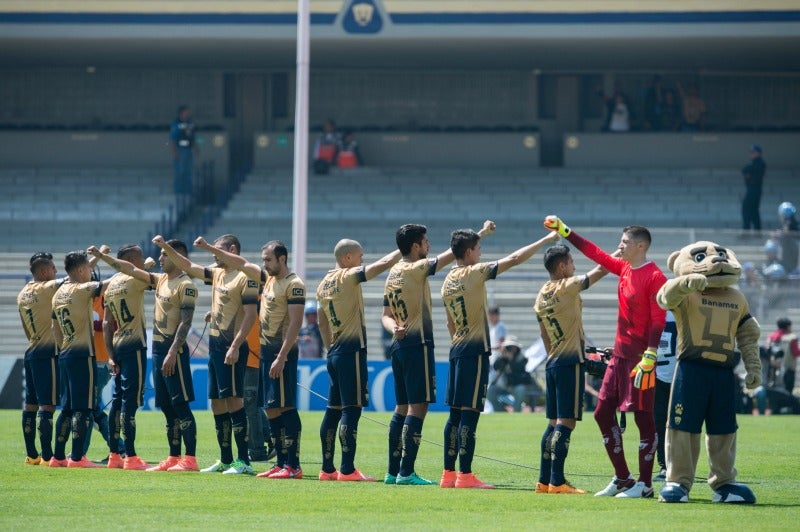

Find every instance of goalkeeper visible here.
[544,216,666,499]
[533,245,609,494]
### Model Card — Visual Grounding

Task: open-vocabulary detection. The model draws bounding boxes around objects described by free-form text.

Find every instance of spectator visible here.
[298,301,324,359]
[767,317,800,394]
[643,75,664,131]
[488,306,506,360]
[313,119,340,175]
[676,81,706,131]
[169,105,196,196]
[598,86,634,132]
[486,336,533,413]
[659,90,682,132]
[741,144,766,233]
[336,130,364,168]
[777,202,799,274]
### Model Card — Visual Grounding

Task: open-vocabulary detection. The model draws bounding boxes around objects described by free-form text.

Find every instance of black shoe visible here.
[249,448,270,462]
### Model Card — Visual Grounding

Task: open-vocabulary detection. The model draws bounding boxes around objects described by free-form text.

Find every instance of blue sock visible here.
[539,425,555,485]
[213,412,233,464]
[443,408,461,471]
[399,415,424,477]
[54,409,71,460]
[22,410,38,458]
[37,410,54,461]
[269,414,285,467]
[457,410,480,474]
[338,406,362,475]
[387,413,404,476]
[282,409,302,469]
[174,402,197,456]
[550,424,573,486]
[320,408,342,474]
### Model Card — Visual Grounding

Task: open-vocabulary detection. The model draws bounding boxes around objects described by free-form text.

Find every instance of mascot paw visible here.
[685,274,709,292]
[658,482,689,503]
[712,483,756,504]
[745,371,762,389]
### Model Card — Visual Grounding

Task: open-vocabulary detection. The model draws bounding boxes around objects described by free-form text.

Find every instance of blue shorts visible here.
[114,348,148,409]
[391,343,436,405]
[25,357,59,406]
[59,356,95,411]
[668,360,738,435]
[152,346,195,407]
[208,343,248,399]
[545,363,584,421]
[261,342,299,409]
[327,350,369,408]
[445,355,489,410]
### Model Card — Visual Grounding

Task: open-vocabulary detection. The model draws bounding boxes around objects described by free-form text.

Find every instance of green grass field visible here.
[1,409,798,530]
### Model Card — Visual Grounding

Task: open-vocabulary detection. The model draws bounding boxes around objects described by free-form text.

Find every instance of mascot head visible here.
[667,241,742,288]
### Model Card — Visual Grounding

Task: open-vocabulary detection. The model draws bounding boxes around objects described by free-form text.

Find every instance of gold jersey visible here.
[672,287,755,368]
[534,275,589,367]
[104,272,155,353]
[203,266,259,352]
[316,266,368,356]
[18,279,63,359]
[52,280,102,358]
[440,262,499,358]
[152,272,197,354]
[259,270,306,344]
[383,258,438,347]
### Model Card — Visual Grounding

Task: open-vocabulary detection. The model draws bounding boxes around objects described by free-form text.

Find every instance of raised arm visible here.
[496,232,560,275]
[364,249,402,281]
[152,235,207,279]
[585,263,611,288]
[544,216,624,275]
[88,246,154,286]
[87,244,111,269]
[194,236,262,282]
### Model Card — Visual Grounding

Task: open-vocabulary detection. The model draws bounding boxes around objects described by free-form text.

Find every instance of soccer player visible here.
[18,252,63,465]
[50,250,110,468]
[97,244,157,470]
[544,216,667,498]
[533,244,608,494]
[381,221,493,486]
[89,241,200,472]
[194,237,306,479]
[317,239,401,481]
[153,234,258,475]
[439,225,559,489]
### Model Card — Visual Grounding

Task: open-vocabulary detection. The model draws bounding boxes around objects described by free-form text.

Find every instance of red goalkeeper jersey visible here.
[567,232,667,360]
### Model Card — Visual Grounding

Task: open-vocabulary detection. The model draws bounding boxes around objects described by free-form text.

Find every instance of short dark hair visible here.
[117,243,142,261]
[450,229,480,260]
[263,240,288,263]
[29,251,53,275]
[777,317,792,330]
[488,306,500,315]
[214,234,241,255]
[544,245,571,274]
[167,239,188,257]
[64,251,89,274]
[623,225,652,248]
[177,104,189,116]
[396,224,427,256]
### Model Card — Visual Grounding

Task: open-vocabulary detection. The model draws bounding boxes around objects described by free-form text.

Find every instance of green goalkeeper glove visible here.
[544,215,571,238]
[630,350,658,390]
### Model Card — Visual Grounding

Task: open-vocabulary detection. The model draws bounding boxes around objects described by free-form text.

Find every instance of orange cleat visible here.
[256,465,284,478]
[319,469,338,481]
[455,472,495,489]
[107,452,124,469]
[440,469,457,488]
[337,469,375,482]
[168,456,199,472]
[25,456,42,466]
[146,456,180,472]
[269,466,303,479]
[548,481,587,494]
[535,482,550,493]
[123,455,151,471]
[67,456,101,468]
